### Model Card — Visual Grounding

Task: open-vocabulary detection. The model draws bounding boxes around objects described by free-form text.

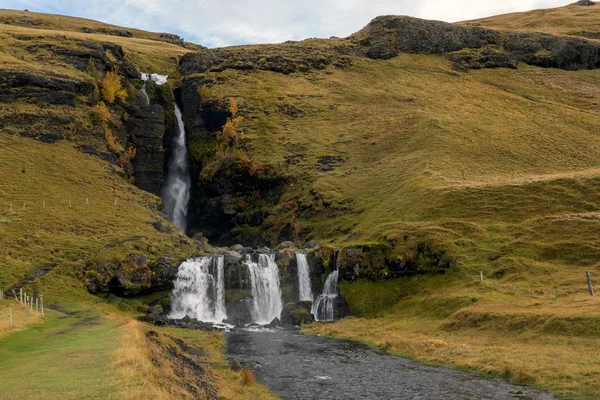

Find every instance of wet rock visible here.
[228,359,242,371]
[257,246,271,254]
[230,244,245,253]
[126,104,166,195]
[227,296,254,326]
[224,250,243,265]
[149,304,163,317]
[267,317,281,328]
[280,301,314,325]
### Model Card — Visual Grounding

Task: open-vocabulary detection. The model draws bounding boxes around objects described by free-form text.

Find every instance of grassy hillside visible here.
[1,4,600,398]
[179,7,600,397]
[461,3,600,39]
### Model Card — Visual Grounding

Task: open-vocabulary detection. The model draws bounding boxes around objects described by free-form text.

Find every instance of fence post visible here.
[86,198,89,205]
[69,199,72,208]
[12,290,17,302]
[9,307,12,327]
[114,198,118,206]
[513,285,516,294]
[586,272,594,296]
[480,271,484,283]
[36,298,39,313]
[19,288,22,304]
[40,295,44,317]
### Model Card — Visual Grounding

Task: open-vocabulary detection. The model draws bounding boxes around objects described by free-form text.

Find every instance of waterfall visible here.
[161,104,191,232]
[312,270,339,321]
[169,257,227,323]
[140,73,168,106]
[245,254,283,324]
[296,252,313,302]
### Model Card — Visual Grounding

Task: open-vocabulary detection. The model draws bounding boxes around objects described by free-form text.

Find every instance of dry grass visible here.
[0,298,43,337]
[460,3,600,39]
[242,368,256,386]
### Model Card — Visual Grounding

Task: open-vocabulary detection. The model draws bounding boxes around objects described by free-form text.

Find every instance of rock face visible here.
[576,0,595,5]
[0,71,95,106]
[126,104,166,195]
[178,44,351,76]
[355,16,600,71]
[280,301,314,325]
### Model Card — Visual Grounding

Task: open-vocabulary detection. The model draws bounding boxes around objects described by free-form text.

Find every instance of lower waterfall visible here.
[295,252,313,302]
[245,254,283,324]
[312,269,339,321]
[169,257,227,323]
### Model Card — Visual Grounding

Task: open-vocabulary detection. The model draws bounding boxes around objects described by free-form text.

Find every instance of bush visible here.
[101,71,127,104]
[242,368,255,386]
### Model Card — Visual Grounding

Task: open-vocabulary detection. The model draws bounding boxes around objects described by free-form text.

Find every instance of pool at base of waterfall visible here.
[226,328,557,400]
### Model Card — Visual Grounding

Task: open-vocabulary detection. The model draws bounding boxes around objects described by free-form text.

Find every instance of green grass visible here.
[0,129,197,297]
[0,304,122,399]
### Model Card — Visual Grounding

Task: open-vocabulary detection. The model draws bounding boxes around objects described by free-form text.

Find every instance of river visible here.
[226,328,557,400]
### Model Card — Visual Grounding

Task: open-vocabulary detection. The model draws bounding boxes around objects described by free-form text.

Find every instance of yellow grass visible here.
[461,3,600,39]
[0,299,43,337]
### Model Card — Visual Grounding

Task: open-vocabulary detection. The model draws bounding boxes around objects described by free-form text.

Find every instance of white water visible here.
[245,254,283,324]
[295,253,313,302]
[312,269,339,321]
[161,104,191,232]
[141,73,169,85]
[169,257,227,323]
[140,73,167,106]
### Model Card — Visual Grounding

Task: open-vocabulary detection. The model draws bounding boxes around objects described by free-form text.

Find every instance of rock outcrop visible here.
[280,301,314,325]
[126,104,166,195]
[354,16,600,71]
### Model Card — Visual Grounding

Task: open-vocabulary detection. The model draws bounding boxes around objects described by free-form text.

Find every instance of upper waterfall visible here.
[161,104,191,232]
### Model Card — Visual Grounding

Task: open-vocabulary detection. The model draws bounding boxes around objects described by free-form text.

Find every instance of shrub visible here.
[216,116,244,145]
[198,85,212,104]
[101,71,127,103]
[94,103,110,122]
[105,129,123,155]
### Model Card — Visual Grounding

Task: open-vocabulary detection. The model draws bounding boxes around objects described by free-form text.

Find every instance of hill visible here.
[1,3,600,398]
[461,2,600,39]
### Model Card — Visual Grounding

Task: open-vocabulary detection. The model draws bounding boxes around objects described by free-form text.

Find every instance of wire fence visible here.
[0,288,44,328]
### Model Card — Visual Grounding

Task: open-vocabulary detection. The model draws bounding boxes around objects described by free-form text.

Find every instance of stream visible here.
[226,328,557,400]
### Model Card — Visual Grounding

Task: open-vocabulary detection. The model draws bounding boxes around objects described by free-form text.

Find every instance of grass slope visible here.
[193,11,600,397]
[461,3,600,39]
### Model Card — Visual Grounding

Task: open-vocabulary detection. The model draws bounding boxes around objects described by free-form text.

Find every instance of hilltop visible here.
[0,2,600,398]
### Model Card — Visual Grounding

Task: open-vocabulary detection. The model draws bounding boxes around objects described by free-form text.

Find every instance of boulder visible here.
[228,359,242,371]
[303,240,319,249]
[152,220,172,233]
[230,244,245,253]
[192,232,209,243]
[280,301,314,326]
[276,241,296,250]
[224,250,243,265]
[256,246,271,254]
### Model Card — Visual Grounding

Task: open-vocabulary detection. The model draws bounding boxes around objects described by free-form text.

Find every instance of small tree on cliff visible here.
[101,71,127,104]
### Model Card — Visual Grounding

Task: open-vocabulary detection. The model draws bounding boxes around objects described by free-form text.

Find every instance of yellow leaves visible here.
[217,115,245,146]
[229,98,238,116]
[198,85,212,103]
[101,71,127,104]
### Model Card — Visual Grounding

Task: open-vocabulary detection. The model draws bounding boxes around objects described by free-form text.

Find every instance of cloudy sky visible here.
[1,0,570,47]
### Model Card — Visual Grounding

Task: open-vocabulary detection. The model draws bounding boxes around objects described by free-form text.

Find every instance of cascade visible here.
[140,73,168,105]
[244,254,283,324]
[161,103,191,232]
[169,257,227,323]
[295,252,313,302]
[312,269,339,321]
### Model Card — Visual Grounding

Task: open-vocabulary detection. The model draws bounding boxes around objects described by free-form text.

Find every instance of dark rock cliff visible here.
[126,103,166,195]
[355,16,600,71]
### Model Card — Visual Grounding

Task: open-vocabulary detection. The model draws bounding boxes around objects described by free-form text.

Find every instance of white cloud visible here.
[0,0,571,47]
